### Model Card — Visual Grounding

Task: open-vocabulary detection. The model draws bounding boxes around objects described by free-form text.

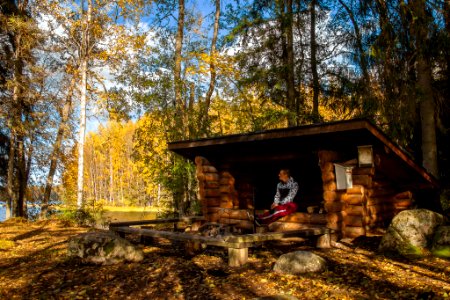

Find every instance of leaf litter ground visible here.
[0,220,449,299]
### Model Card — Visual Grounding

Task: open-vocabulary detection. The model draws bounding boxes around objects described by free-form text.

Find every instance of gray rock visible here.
[431,226,450,256]
[68,231,144,265]
[273,251,327,274]
[379,209,444,256]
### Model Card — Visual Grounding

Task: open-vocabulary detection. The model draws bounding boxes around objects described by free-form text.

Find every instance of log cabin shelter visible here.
[168,119,440,238]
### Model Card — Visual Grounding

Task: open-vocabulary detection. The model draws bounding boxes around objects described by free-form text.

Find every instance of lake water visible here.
[0,205,5,222]
[0,205,157,224]
[101,210,157,223]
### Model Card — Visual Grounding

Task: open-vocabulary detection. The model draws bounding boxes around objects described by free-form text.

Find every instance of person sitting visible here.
[254,169,299,226]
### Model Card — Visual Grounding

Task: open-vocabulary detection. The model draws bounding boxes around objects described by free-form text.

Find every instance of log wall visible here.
[317,149,415,238]
[196,148,415,240]
[195,156,253,231]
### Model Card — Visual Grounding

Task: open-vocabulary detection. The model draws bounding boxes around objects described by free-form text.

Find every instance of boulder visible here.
[379,209,444,256]
[431,226,450,257]
[273,251,326,274]
[68,231,144,265]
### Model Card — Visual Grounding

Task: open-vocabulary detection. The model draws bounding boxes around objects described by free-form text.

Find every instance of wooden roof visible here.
[168,119,438,189]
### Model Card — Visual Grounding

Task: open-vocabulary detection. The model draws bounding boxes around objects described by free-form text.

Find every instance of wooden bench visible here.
[109,218,332,267]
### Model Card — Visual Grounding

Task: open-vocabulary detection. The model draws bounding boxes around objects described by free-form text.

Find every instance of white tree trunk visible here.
[77,58,88,208]
[76,0,92,209]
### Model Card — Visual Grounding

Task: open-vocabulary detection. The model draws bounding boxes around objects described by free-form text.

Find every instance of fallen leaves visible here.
[0,222,449,299]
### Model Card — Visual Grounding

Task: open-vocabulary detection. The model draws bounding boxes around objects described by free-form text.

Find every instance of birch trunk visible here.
[77,0,92,209]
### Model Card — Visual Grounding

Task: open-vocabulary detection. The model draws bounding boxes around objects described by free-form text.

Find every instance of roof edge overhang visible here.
[168,119,439,189]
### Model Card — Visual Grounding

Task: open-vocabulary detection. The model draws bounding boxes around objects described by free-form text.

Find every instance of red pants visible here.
[256,202,298,225]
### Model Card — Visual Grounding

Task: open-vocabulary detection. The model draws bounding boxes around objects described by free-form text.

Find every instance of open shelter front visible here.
[168,119,439,239]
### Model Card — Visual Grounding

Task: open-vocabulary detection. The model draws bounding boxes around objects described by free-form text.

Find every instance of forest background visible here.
[1,0,449,221]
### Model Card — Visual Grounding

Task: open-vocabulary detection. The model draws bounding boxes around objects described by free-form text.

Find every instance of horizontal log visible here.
[208,213,220,222]
[366,197,391,206]
[344,215,369,227]
[341,194,364,205]
[394,191,413,200]
[320,161,335,173]
[367,205,383,215]
[220,171,233,178]
[219,177,234,185]
[205,189,220,197]
[345,205,364,216]
[321,172,335,182]
[204,181,220,189]
[352,167,375,176]
[324,201,346,213]
[393,199,413,208]
[109,216,206,227]
[326,221,345,231]
[235,220,253,230]
[269,222,310,232]
[366,188,396,198]
[343,226,366,238]
[318,151,340,164]
[279,213,327,224]
[217,208,250,220]
[204,173,219,182]
[110,226,247,249]
[326,212,346,223]
[323,181,337,192]
[352,175,372,187]
[219,201,233,209]
[206,198,220,207]
[310,214,328,224]
[202,166,217,173]
[207,207,222,214]
[220,194,237,202]
[219,185,234,193]
[323,191,344,202]
[195,156,210,166]
[371,180,391,189]
[219,218,241,225]
[346,185,364,195]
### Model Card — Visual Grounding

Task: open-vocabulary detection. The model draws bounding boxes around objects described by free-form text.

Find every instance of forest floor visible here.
[0,219,449,300]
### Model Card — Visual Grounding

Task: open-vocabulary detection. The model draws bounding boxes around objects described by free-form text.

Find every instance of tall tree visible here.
[174,0,187,139]
[409,0,438,178]
[310,0,320,122]
[199,0,221,134]
[1,0,40,218]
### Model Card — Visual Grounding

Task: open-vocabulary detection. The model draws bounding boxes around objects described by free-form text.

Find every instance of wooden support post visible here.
[316,233,331,249]
[228,248,248,267]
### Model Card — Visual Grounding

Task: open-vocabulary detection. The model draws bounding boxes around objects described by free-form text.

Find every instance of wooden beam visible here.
[109,226,251,248]
[228,248,248,267]
[109,216,206,227]
[110,226,331,248]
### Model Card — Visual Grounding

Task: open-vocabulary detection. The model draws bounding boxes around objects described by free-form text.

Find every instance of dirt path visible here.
[0,220,449,299]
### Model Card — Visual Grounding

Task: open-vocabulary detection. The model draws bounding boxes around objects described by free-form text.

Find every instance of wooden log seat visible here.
[109,223,332,267]
[278,212,327,225]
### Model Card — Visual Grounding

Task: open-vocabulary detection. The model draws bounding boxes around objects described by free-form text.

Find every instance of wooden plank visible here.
[109,217,206,227]
[228,248,248,267]
[223,227,331,243]
[109,226,251,248]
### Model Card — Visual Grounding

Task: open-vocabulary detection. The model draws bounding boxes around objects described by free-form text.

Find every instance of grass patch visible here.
[432,247,450,258]
[102,206,159,213]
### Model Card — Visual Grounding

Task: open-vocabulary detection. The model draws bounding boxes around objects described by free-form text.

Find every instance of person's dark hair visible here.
[280,168,290,177]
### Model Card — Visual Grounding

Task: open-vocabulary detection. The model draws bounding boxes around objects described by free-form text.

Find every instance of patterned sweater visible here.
[274,177,299,205]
